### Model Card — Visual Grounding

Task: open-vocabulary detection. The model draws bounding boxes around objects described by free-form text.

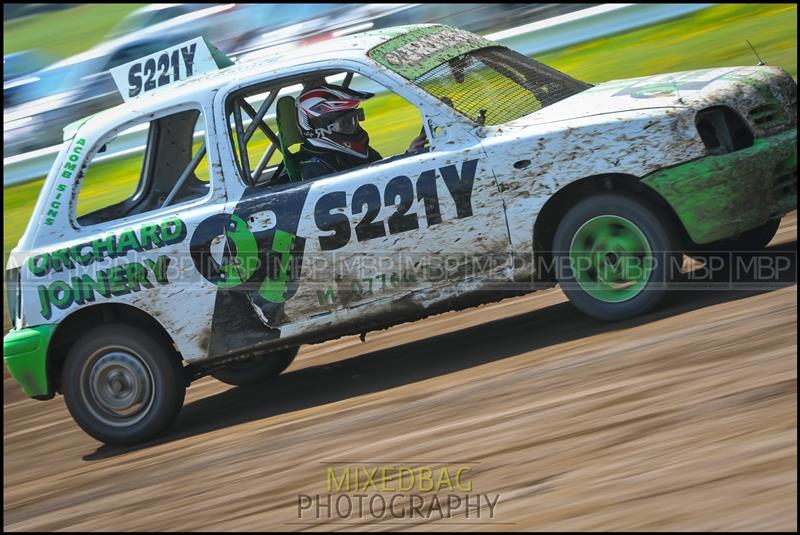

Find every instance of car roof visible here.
[79,24,439,126]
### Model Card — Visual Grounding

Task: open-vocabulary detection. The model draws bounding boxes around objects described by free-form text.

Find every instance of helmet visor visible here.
[331,108,365,134]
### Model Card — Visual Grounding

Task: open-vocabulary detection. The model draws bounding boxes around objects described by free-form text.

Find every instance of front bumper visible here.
[642,127,797,244]
[3,325,55,399]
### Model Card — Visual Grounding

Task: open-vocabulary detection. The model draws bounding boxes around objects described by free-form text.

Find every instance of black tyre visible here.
[552,193,681,321]
[62,324,186,446]
[211,347,299,386]
[696,218,781,253]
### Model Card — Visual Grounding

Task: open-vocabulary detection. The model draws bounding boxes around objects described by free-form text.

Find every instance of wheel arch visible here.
[47,303,182,394]
[531,173,690,282]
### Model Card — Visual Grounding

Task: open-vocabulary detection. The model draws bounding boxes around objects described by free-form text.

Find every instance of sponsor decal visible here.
[28,217,186,319]
[190,159,478,350]
[45,138,86,225]
[190,214,260,289]
[314,159,478,251]
[383,28,487,68]
[612,79,712,99]
[190,213,299,303]
[28,217,186,276]
[307,124,336,139]
[369,26,492,80]
[608,69,775,99]
[316,270,417,306]
[191,183,312,353]
[37,255,171,320]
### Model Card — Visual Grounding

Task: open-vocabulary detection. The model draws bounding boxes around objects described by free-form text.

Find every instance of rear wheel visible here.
[552,193,681,321]
[62,324,185,446]
[211,347,299,386]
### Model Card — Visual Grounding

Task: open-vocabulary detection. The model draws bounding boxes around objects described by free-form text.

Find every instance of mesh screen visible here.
[415,47,591,126]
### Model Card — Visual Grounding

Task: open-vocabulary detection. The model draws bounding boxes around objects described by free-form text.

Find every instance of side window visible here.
[225,71,425,187]
[76,108,211,226]
[359,83,424,159]
[226,85,287,186]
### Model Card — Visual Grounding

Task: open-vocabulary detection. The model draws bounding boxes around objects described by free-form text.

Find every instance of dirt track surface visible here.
[4,212,797,531]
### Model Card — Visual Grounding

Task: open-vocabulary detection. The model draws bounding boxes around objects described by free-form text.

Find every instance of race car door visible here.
[209,69,511,351]
[291,141,511,322]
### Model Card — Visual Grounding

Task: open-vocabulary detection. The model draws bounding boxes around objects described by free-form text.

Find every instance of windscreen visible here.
[415,47,591,126]
[369,26,590,126]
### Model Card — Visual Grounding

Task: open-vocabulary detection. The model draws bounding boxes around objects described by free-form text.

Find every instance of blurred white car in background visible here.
[3,4,247,156]
[3,3,597,158]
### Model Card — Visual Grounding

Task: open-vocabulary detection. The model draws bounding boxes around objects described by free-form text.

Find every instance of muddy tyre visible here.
[62,324,186,446]
[552,193,681,321]
[211,347,299,386]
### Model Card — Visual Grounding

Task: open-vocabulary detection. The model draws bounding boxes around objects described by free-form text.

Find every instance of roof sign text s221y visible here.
[110,37,233,102]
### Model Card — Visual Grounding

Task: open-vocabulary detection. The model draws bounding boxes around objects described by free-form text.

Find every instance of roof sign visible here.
[368,25,494,80]
[110,37,233,102]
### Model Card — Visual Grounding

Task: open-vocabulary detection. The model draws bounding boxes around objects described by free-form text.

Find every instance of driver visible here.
[296,84,427,180]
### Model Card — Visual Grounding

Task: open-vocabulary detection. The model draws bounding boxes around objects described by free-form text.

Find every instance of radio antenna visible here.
[746,40,766,66]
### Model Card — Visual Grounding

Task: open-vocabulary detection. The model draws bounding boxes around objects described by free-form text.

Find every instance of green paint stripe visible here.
[3,324,56,398]
[258,230,296,303]
[218,214,259,288]
[643,127,797,244]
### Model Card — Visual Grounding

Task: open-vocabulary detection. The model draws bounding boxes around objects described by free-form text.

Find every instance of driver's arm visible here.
[406,127,429,153]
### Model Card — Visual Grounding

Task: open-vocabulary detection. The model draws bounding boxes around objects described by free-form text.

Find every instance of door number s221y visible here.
[314,159,478,251]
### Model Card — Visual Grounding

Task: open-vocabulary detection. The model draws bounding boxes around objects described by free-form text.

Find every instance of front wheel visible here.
[211,347,299,386]
[552,193,681,321]
[62,324,186,446]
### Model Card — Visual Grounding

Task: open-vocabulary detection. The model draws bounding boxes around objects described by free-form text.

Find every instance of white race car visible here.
[4,25,796,445]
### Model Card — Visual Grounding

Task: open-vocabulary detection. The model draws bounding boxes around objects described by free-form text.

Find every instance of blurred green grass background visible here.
[4,4,146,58]
[2,3,797,332]
[538,3,797,82]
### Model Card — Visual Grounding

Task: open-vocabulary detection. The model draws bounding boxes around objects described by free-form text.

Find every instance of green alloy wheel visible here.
[553,193,681,321]
[569,215,654,303]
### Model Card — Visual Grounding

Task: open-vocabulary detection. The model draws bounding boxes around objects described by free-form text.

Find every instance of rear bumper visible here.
[3,325,55,399]
[642,127,797,244]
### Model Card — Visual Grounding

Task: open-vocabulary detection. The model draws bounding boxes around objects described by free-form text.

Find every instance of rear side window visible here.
[76,108,210,226]
[226,85,287,186]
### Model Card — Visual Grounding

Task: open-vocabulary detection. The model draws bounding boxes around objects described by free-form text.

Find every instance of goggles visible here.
[330,108,365,134]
